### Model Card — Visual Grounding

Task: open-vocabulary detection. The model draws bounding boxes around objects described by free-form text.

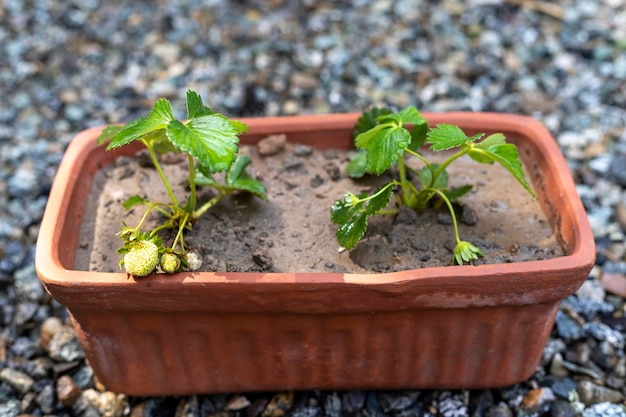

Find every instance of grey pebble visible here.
[578,380,624,406]
[0,399,20,417]
[555,312,584,342]
[48,326,85,363]
[0,368,34,394]
[550,400,578,417]
[584,322,625,349]
[582,402,626,417]
[378,391,419,413]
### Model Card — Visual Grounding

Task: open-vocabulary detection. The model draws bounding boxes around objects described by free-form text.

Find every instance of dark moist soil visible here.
[76,136,563,274]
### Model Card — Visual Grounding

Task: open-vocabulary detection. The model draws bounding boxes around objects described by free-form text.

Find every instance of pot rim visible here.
[35,112,595,294]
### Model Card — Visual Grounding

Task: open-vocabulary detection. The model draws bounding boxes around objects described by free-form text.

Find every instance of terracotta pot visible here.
[36,113,595,395]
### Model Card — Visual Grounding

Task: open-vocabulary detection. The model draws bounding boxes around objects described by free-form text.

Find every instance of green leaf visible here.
[469,133,507,164]
[166,115,240,173]
[97,125,123,145]
[186,90,214,119]
[229,119,249,134]
[194,163,217,187]
[396,106,426,125]
[354,123,387,149]
[365,185,394,215]
[468,149,495,164]
[476,133,506,149]
[376,106,424,125]
[331,185,393,249]
[336,215,368,250]
[150,98,176,123]
[408,120,429,151]
[353,107,392,137]
[140,129,178,154]
[418,164,448,190]
[355,125,411,174]
[330,193,359,225]
[106,99,175,150]
[194,172,217,186]
[186,90,248,133]
[226,155,267,200]
[122,195,150,211]
[476,143,536,198]
[153,138,180,154]
[346,150,368,178]
[427,124,484,152]
[444,185,473,201]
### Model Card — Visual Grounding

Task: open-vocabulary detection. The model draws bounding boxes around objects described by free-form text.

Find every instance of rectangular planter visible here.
[35,113,595,395]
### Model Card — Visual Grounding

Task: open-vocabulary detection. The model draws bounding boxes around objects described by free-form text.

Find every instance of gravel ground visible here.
[2,0,626,416]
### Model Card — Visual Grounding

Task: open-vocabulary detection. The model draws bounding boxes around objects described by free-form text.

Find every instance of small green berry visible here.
[160,252,181,274]
[123,240,159,277]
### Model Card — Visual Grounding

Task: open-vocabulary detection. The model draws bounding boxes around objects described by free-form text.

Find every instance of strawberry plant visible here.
[97,90,266,276]
[331,106,535,265]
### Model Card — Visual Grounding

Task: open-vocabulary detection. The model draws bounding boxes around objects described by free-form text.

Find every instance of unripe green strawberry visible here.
[123,240,159,277]
[160,252,181,274]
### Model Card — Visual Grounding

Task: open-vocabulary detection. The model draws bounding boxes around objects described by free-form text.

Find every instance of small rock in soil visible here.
[437,212,453,225]
[461,205,478,225]
[283,156,303,171]
[258,134,287,156]
[293,145,313,157]
[252,247,273,271]
[323,162,341,181]
[310,174,324,187]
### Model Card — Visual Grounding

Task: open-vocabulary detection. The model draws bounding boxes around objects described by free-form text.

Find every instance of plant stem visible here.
[404,148,434,176]
[397,156,412,204]
[425,188,462,245]
[354,182,398,205]
[150,223,173,237]
[194,190,232,219]
[430,148,468,189]
[172,212,190,253]
[377,209,398,215]
[134,203,170,233]
[188,154,197,212]
[144,140,179,208]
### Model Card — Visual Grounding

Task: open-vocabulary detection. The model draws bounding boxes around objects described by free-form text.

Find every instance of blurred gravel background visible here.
[2,0,626,416]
